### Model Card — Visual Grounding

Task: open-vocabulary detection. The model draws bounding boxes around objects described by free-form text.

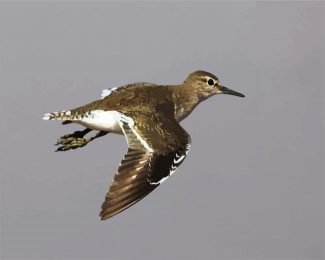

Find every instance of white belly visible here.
[78,110,122,133]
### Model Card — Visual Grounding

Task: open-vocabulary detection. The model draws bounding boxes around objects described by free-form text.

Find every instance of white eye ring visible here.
[207,78,214,86]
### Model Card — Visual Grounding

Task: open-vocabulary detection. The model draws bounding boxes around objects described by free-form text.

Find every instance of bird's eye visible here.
[207,79,214,86]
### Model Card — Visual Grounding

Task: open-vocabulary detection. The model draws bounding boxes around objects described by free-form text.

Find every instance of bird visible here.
[42,70,245,220]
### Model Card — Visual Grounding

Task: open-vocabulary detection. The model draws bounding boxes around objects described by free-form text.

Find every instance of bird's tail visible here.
[42,110,74,121]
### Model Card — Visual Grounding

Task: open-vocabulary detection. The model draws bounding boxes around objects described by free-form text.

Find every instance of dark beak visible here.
[219,85,245,98]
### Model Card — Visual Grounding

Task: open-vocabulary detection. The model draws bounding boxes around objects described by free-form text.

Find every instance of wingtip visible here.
[99,212,108,221]
[101,89,110,99]
[101,87,119,99]
[99,207,116,221]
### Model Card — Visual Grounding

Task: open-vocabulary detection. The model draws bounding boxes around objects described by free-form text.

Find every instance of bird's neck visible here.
[168,84,202,122]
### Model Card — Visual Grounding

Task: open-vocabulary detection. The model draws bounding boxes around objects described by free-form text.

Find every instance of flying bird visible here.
[43,70,245,220]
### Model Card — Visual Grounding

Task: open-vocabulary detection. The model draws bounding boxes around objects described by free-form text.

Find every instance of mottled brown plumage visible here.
[43,70,244,220]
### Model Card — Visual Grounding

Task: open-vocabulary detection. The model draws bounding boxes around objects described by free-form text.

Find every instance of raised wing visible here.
[101,87,119,99]
[101,82,158,99]
[99,113,191,220]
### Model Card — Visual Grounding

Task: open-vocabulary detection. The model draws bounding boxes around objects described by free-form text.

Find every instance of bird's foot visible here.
[55,129,91,152]
[55,137,89,152]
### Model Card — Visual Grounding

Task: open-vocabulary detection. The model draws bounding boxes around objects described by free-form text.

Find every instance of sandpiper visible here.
[43,70,245,220]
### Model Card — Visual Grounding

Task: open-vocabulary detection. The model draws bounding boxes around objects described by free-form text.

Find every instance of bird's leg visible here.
[55,129,108,152]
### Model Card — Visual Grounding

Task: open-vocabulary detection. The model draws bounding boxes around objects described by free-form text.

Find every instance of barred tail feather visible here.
[42,110,72,121]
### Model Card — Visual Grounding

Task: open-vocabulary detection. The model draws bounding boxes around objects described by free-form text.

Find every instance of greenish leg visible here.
[55,129,108,152]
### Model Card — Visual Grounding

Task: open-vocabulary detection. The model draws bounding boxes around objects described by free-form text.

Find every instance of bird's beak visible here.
[219,85,245,98]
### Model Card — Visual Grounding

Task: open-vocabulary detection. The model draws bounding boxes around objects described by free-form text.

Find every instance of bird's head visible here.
[184,70,245,100]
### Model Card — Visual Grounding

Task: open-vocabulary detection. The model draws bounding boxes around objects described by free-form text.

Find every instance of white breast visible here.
[78,110,122,133]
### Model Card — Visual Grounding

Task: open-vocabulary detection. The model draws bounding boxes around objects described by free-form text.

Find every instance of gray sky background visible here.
[0,2,324,260]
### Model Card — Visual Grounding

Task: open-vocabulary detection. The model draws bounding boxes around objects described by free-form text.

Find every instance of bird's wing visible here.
[101,82,158,99]
[101,87,119,99]
[99,112,191,220]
